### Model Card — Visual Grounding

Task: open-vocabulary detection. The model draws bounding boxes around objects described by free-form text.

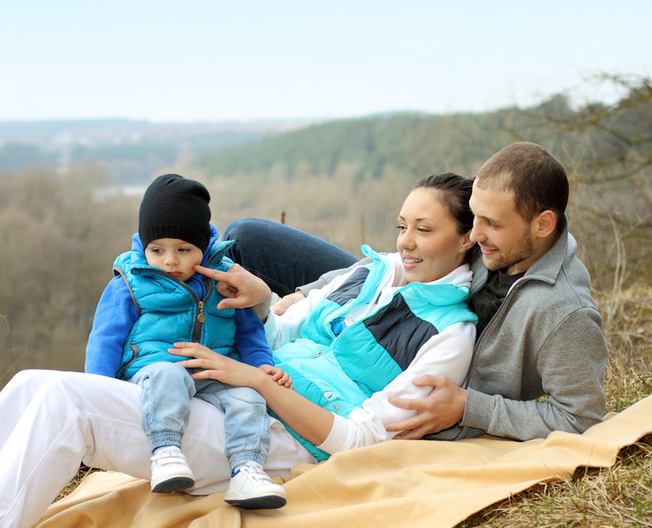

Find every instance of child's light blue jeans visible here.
[128,361,270,472]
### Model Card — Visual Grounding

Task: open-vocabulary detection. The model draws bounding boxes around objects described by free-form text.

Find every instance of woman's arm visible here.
[296,257,372,296]
[196,261,365,347]
[318,322,475,453]
[171,342,334,445]
[263,268,356,348]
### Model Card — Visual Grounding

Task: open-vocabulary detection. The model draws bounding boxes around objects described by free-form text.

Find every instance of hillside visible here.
[0,118,315,184]
[194,111,505,182]
[1,74,650,388]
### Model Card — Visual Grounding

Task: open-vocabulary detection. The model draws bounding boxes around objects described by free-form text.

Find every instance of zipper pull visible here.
[197,301,206,322]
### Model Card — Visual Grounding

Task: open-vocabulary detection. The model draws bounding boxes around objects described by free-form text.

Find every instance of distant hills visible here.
[2,76,650,194]
[0,118,318,184]
[193,109,523,183]
[0,103,574,188]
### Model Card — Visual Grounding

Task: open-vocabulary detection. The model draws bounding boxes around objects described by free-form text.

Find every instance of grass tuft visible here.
[54,465,102,502]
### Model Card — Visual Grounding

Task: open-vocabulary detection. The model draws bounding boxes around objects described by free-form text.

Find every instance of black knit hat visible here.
[139,174,212,252]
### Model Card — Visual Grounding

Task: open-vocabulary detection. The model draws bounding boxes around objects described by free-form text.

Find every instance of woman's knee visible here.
[7,368,54,387]
[3,369,73,402]
[223,218,274,244]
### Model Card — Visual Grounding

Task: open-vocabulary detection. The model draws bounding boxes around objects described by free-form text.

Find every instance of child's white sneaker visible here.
[224,461,287,509]
[150,450,195,493]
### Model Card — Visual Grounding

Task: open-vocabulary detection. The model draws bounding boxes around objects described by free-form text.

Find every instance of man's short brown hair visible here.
[475,142,569,230]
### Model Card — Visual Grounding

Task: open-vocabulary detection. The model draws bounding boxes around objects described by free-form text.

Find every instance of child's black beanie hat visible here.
[139,174,211,252]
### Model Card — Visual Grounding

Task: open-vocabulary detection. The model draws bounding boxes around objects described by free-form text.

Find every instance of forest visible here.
[1,73,651,396]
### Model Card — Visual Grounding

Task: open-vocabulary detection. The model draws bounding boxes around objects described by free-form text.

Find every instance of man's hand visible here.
[385,375,467,439]
[271,291,306,316]
[260,365,293,389]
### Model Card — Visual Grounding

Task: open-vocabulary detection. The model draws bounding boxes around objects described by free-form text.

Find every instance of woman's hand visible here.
[271,291,306,315]
[170,342,265,389]
[193,264,272,321]
[260,365,293,389]
[172,343,333,446]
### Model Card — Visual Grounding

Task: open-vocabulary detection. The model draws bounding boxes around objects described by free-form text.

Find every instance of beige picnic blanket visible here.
[36,396,652,528]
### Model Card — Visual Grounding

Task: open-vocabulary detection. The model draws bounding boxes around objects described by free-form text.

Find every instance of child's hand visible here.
[259,365,293,389]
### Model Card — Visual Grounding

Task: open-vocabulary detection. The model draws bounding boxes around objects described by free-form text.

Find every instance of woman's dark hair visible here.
[411,172,474,234]
[411,172,477,264]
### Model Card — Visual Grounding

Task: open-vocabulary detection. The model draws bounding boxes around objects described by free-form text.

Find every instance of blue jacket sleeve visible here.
[234,308,274,368]
[85,276,140,378]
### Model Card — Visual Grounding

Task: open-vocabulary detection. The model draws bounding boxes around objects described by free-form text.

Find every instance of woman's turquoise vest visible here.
[273,246,477,460]
[114,240,237,379]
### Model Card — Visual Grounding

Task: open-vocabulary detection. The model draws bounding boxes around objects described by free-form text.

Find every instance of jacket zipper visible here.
[455,275,532,439]
[142,268,207,342]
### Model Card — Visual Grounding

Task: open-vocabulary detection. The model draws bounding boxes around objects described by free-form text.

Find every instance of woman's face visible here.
[396,188,472,284]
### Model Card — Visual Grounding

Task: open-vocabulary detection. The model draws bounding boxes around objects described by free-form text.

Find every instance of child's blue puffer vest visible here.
[272,245,478,461]
[114,240,237,379]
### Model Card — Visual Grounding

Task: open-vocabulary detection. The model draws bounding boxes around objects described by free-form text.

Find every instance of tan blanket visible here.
[36,396,652,528]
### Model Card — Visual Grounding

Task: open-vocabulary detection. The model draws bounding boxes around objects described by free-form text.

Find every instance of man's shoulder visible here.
[547,230,596,310]
[497,231,596,325]
[521,256,594,306]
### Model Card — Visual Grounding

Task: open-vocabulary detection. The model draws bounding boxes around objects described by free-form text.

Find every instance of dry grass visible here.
[599,286,652,414]
[459,437,652,527]
[54,465,101,502]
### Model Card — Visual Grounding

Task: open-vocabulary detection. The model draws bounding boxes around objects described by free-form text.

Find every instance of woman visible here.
[0,173,476,528]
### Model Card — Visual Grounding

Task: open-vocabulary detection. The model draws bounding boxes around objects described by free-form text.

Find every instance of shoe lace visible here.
[239,463,268,481]
[152,451,187,464]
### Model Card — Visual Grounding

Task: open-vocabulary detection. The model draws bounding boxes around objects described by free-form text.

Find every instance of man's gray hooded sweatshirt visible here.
[452,217,608,441]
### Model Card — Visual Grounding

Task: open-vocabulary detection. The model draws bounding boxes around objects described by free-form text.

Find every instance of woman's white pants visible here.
[0,370,315,528]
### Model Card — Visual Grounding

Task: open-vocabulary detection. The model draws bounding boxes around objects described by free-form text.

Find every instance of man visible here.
[222,142,609,442]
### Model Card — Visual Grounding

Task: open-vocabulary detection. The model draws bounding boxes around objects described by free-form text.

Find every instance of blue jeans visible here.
[224,218,359,296]
[128,362,270,472]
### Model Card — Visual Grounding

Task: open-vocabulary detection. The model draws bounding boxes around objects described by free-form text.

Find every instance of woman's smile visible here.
[401,254,423,269]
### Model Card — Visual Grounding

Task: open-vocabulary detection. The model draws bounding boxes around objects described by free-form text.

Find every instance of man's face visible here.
[468,183,538,275]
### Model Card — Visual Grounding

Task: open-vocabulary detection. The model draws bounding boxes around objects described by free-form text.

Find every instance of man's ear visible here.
[535,210,557,239]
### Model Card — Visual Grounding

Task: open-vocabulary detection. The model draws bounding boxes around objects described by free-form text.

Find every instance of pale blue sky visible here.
[1,0,650,122]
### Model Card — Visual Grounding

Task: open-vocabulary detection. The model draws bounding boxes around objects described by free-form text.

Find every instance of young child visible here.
[85,174,289,509]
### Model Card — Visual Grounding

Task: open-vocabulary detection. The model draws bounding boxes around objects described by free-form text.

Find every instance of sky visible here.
[1,0,651,123]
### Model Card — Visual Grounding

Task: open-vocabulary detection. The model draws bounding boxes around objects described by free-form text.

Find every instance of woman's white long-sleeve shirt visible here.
[264,253,476,455]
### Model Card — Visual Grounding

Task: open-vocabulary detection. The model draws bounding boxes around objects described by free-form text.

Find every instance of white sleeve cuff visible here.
[263,311,280,348]
[316,413,350,454]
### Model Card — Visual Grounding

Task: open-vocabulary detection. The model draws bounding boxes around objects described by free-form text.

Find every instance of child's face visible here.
[144,238,204,282]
